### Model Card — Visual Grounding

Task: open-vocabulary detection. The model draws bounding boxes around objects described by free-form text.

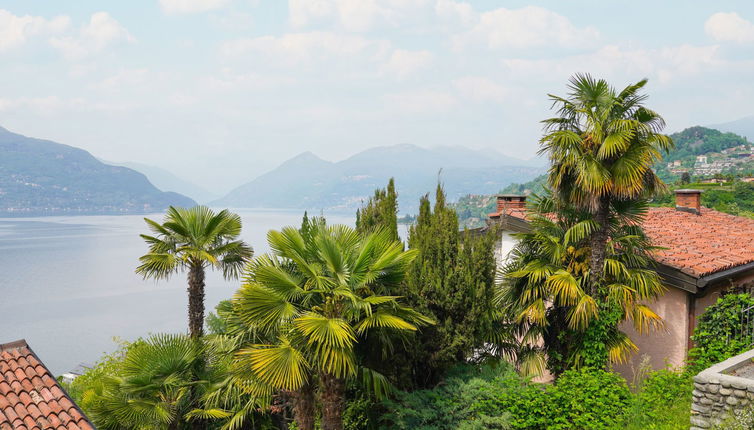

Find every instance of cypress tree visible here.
[355,178,399,242]
[403,184,497,387]
[353,180,497,388]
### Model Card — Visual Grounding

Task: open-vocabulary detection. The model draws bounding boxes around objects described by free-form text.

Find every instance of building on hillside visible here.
[488,190,754,374]
[0,339,95,429]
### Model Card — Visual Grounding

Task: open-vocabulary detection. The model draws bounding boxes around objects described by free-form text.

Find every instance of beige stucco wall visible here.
[613,285,689,379]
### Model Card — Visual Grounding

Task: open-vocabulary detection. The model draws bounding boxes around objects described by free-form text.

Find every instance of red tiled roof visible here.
[489,208,529,220]
[642,207,754,277]
[495,206,754,278]
[0,340,94,430]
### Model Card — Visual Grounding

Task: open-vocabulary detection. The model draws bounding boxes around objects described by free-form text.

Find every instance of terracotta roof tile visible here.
[0,340,94,430]
[498,206,754,278]
[642,207,754,277]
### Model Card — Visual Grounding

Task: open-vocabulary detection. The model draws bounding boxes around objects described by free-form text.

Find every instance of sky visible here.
[1,1,754,193]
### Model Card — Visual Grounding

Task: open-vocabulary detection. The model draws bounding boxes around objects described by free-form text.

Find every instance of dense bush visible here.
[380,363,636,430]
[624,369,693,430]
[688,293,754,372]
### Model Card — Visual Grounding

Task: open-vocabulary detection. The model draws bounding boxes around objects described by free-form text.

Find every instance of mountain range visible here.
[212,144,545,213]
[102,160,218,204]
[0,126,195,216]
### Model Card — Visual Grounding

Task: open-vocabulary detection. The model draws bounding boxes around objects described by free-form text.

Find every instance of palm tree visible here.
[137,206,253,339]
[233,220,431,430]
[539,74,673,294]
[81,334,206,429]
[496,194,664,376]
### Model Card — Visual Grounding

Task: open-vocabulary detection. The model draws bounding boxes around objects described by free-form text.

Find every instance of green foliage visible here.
[66,338,137,404]
[401,184,497,387]
[356,178,400,242]
[380,363,518,430]
[663,126,749,163]
[233,218,431,428]
[652,181,754,219]
[499,194,665,376]
[72,333,274,430]
[343,393,379,430]
[625,369,692,430]
[500,174,548,196]
[381,364,636,430]
[453,175,548,228]
[688,293,754,372]
[546,368,630,430]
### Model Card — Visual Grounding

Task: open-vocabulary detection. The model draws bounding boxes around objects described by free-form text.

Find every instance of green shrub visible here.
[381,365,632,430]
[624,369,693,429]
[689,293,754,372]
[546,368,630,430]
[380,363,519,430]
[344,393,379,430]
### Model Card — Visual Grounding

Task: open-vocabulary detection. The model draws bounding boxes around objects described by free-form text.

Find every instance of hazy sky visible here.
[2,1,754,193]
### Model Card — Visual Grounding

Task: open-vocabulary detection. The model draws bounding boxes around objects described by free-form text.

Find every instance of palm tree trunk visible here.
[320,372,345,430]
[291,383,315,430]
[589,196,611,297]
[187,262,206,339]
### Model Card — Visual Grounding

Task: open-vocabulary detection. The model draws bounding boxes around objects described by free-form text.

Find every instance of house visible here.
[488,190,754,373]
[60,363,93,386]
[0,339,95,429]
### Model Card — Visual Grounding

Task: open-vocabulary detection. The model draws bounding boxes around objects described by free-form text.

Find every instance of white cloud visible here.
[383,89,456,114]
[288,0,428,32]
[380,49,433,79]
[434,0,475,27]
[92,68,149,90]
[0,9,69,52]
[501,44,721,85]
[203,68,296,91]
[453,76,507,102]
[159,0,230,15]
[705,12,754,43]
[454,6,599,50]
[50,12,134,60]
[221,31,389,65]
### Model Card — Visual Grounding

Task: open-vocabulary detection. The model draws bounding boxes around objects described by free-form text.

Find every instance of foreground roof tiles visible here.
[642,207,754,277]
[0,340,94,430]
[498,206,754,278]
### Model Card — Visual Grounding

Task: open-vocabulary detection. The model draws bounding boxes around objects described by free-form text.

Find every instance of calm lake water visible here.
[0,209,359,375]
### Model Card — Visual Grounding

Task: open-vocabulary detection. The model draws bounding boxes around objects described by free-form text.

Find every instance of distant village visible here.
[667,143,754,179]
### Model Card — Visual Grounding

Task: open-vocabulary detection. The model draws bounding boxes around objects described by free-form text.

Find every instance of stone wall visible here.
[691,349,754,429]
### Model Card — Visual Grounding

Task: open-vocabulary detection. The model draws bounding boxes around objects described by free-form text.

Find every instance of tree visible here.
[80,334,208,429]
[76,334,272,430]
[401,184,497,387]
[356,178,399,242]
[539,74,673,295]
[497,194,665,376]
[137,206,253,339]
[232,221,431,430]
[680,171,691,185]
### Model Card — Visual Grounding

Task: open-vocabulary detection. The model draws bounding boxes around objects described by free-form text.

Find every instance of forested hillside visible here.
[0,126,195,216]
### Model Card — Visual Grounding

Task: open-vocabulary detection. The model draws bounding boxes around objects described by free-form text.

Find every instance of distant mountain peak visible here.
[212,143,545,211]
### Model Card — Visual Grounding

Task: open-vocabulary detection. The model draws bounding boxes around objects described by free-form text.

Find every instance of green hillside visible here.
[0,126,196,216]
[655,126,754,181]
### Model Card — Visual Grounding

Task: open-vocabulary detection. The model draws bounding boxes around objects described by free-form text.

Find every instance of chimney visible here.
[675,189,702,215]
[496,194,527,213]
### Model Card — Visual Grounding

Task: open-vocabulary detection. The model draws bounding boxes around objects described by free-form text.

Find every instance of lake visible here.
[0,209,362,375]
